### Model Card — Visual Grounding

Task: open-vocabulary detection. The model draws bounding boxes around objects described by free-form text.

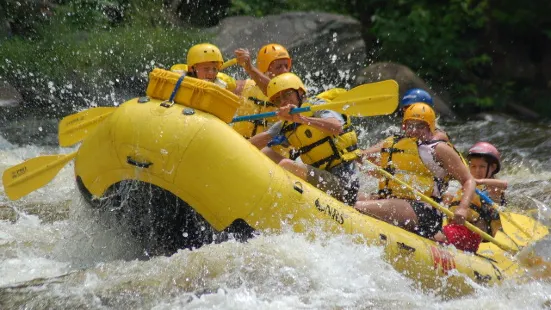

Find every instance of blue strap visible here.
[267,135,288,147]
[168,74,186,103]
[231,106,312,123]
[476,188,493,204]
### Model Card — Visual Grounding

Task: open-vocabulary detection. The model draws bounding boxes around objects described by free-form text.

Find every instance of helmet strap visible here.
[296,90,304,107]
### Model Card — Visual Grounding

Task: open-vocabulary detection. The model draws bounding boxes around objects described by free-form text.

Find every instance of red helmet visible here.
[468,142,501,174]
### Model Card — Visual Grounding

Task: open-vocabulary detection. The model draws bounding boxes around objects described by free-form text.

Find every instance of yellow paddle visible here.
[231,79,399,123]
[58,107,116,147]
[364,160,520,254]
[476,189,549,247]
[2,151,77,200]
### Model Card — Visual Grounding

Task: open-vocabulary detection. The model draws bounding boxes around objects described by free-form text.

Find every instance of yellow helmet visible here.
[187,43,223,69]
[267,73,307,100]
[403,103,436,132]
[257,43,292,73]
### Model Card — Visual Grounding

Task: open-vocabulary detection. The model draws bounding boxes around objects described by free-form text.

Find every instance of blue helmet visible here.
[400,88,433,108]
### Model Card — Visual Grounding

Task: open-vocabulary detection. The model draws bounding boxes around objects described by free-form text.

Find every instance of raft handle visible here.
[127,156,153,168]
[397,242,416,253]
[293,182,303,194]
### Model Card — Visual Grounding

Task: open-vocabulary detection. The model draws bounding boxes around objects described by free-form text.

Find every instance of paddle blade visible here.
[312,80,399,116]
[221,58,237,70]
[58,107,116,147]
[2,152,77,200]
[501,212,549,247]
[518,238,551,279]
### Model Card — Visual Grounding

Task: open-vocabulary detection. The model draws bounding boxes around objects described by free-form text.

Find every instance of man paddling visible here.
[249,73,360,205]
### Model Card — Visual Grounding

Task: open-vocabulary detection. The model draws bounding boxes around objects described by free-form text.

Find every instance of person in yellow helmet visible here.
[249,73,360,205]
[234,43,292,94]
[184,43,231,89]
[232,43,293,139]
[170,43,237,92]
[354,103,475,239]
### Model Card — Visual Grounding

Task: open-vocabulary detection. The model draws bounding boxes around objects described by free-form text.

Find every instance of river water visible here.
[1,113,550,309]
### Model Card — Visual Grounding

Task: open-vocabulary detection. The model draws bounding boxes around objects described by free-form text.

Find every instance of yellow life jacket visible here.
[169,63,236,92]
[378,136,448,200]
[232,79,278,138]
[280,99,359,171]
[450,185,501,228]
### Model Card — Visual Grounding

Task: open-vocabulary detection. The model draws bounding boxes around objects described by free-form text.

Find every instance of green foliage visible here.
[369,0,494,110]
[0,0,208,112]
[228,0,346,17]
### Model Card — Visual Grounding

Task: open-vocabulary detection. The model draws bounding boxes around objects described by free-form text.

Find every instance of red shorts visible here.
[441,224,481,252]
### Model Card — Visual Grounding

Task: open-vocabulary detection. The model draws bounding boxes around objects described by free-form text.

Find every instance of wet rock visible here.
[213,12,366,89]
[357,62,455,118]
[0,80,22,108]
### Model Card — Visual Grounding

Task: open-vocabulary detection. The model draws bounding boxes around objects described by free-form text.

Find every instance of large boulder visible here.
[0,80,22,108]
[357,62,455,118]
[213,12,366,91]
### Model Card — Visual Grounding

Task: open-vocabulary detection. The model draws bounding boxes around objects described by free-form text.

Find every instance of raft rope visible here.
[168,74,187,103]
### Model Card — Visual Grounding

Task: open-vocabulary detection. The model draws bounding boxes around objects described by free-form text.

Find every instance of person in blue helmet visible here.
[400,88,449,142]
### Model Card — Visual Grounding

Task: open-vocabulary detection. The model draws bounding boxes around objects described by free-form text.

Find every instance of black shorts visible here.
[306,161,359,206]
[408,200,443,238]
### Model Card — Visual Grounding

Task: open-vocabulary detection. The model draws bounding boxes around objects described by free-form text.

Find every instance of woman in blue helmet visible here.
[400,88,449,141]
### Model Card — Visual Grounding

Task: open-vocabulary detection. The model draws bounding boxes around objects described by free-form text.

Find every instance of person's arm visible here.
[356,140,383,167]
[249,121,283,149]
[435,143,476,225]
[249,132,272,149]
[475,178,508,190]
[235,48,271,95]
[357,141,384,177]
[277,104,343,135]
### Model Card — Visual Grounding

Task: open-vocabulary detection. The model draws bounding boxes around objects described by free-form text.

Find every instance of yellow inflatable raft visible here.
[73,69,525,297]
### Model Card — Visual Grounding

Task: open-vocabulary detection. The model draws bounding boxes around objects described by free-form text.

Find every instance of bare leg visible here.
[279,158,307,180]
[354,198,418,231]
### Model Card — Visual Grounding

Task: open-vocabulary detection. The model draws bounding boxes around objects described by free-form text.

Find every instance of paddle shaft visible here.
[365,161,518,253]
[232,105,309,123]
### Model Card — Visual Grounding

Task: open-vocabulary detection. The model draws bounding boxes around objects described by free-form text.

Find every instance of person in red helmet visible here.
[435,142,506,251]
[466,142,507,204]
